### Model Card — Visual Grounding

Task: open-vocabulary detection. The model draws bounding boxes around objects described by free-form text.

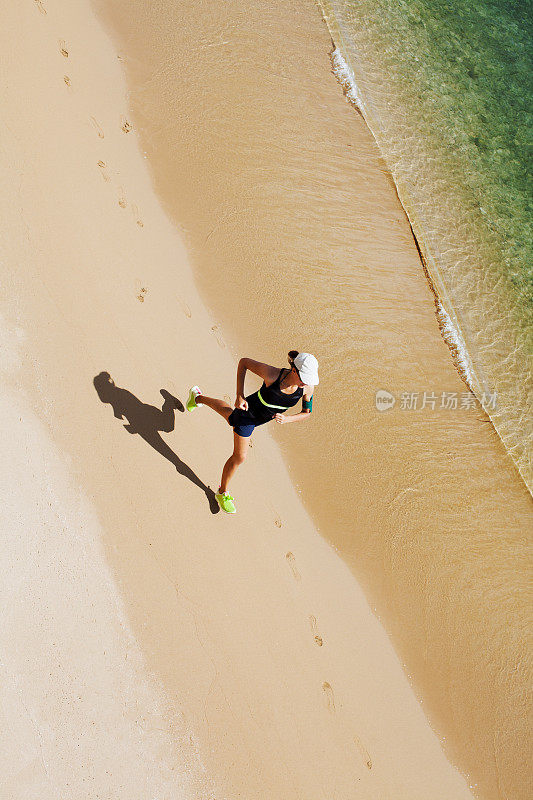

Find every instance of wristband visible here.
[302,396,313,412]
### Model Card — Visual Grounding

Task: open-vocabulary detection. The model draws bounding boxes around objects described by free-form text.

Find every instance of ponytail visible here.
[288,350,299,366]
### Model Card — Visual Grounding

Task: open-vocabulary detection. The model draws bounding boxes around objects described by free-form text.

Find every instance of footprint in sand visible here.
[353,735,372,770]
[309,614,323,646]
[118,186,127,209]
[63,75,71,87]
[59,40,69,58]
[34,0,47,14]
[121,115,133,133]
[223,394,232,405]
[131,203,144,228]
[210,325,226,349]
[322,681,336,713]
[178,298,192,319]
[274,515,282,529]
[90,116,105,139]
[137,287,147,303]
[285,551,301,582]
[97,160,110,182]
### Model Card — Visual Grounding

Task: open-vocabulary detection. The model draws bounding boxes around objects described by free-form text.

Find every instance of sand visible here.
[0,0,529,798]
[90,1,532,797]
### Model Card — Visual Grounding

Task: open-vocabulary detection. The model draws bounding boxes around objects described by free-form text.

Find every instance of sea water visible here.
[318,0,533,492]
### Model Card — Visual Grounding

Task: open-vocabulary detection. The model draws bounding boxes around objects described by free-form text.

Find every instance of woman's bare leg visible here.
[197,394,233,421]
[220,432,248,493]
[195,395,248,493]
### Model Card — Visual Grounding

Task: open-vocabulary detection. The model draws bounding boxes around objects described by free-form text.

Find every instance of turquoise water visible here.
[369,0,532,310]
[319,0,533,491]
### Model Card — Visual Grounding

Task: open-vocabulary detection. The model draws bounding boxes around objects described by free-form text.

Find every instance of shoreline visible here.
[91,1,533,797]
[331,42,481,412]
[0,1,480,797]
[319,3,532,496]
[328,40,483,397]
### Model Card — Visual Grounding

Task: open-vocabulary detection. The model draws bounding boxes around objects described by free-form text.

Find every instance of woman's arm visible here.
[236,360,247,400]
[236,358,279,410]
[274,386,315,424]
[275,411,312,424]
[239,358,279,384]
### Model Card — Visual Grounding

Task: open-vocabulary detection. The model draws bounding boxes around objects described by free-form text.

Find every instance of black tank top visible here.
[246,368,304,424]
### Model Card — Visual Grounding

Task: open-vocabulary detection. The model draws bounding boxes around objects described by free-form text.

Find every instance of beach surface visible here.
[93,1,532,798]
[1,1,530,799]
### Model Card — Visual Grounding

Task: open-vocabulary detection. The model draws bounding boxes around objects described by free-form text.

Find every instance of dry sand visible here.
[0,1,527,799]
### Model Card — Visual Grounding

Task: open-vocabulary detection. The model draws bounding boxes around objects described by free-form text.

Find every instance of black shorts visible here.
[227,407,270,438]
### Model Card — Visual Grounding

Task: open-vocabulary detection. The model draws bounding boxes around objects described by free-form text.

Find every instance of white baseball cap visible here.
[294,352,319,385]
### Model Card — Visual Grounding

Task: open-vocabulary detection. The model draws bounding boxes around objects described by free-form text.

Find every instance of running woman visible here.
[186,350,319,513]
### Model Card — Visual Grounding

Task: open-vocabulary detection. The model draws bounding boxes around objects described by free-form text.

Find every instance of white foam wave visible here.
[330,46,365,113]
[434,299,476,390]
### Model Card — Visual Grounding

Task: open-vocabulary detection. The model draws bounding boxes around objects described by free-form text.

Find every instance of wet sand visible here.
[1,0,530,797]
[90,1,533,798]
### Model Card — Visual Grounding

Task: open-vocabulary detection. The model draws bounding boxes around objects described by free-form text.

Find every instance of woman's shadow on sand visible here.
[93,371,219,514]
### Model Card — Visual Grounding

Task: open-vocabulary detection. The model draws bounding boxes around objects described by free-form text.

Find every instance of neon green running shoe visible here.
[186,385,203,411]
[215,491,236,514]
